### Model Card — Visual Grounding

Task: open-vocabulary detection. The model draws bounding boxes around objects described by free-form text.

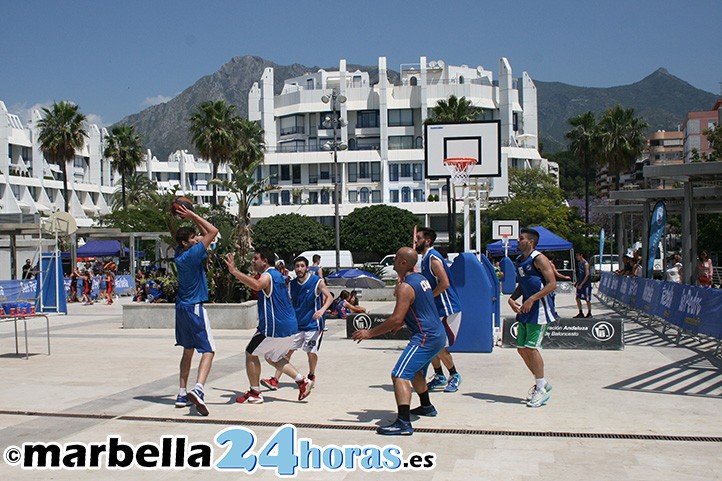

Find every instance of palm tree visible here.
[233,119,266,171]
[425,95,483,124]
[565,112,600,225]
[104,124,144,208]
[37,101,88,212]
[189,100,240,206]
[598,105,649,189]
[109,172,156,210]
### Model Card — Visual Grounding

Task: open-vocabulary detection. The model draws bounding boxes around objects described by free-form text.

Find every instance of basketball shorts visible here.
[516,322,549,350]
[442,312,462,346]
[576,283,592,301]
[175,303,215,353]
[246,332,295,363]
[391,338,445,381]
[290,330,324,354]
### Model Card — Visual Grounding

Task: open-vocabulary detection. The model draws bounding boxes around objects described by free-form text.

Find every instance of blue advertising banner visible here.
[114,275,136,296]
[599,228,605,275]
[648,201,666,277]
[672,285,722,339]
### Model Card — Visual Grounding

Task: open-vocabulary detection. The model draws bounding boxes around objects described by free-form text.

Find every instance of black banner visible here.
[346,313,410,340]
[502,317,624,350]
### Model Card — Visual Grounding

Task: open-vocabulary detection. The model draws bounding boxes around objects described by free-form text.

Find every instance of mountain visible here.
[118,57,718,158]
[118,55,398,159]
[535,68,718,152]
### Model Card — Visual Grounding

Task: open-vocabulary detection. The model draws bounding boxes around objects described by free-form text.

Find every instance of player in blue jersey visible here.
[508,228,557,408]
[308,254,324,278]
[172,204,219,416]
[415,227,464,393]
[224,248,313,404]
[574,251,592,318]
[353,247,445,436]
[261,255,333,391]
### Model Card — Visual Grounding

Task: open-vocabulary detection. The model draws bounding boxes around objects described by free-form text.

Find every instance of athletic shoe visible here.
[444,373,462,393]
[427,374,448,391]
[187,388,209,416]
[297,377,312,401]
[376,418,413,436]
[409,404,438,417]
[573,312,585,318]
[261,377,279,391]
[526,382,552,401]
[586,312,593,318]
[526,387,550,408]
[306,374,315,392]
[175,394,192,408]
[236,389,264,404]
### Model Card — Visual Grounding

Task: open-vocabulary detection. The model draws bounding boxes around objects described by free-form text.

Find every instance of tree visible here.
[253,214,333,262]
[340,205,421,259]
[598,105,648,188]
[702,123,722,161]
[565,112,600,225]
[425,95,483,124]
[233,119,266,171]
[189,100,240,206]
[104,124,144,208]
[109,172,157,210]
[37,101,88,212]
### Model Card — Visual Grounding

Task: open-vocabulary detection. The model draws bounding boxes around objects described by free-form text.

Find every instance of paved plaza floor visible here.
[1,289,721,480]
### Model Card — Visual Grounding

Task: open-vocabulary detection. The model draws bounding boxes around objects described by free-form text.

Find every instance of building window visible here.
[390,164,399,181]
[357,110,380,128]
[352,75,362,88]
[348,162,358,182]
[371,189,381,203]
[306,78,314,89]
[348,190,358,203]
[280,165,290,181]
[269,165,279,185]
[320,164,330,181]
[513,112,519,132]
[415,136,423,149]
[292,165,301,184]
[281,190,290,205]
[459,76,464,84]
[388,109,413,126]
[279,140,305,152]
[412,163,423,181]
[356,137,380,150]
[410,77,418,86]
[389,135,414,150]
[359,187,370,203]
[413,189,424,202]
[269,192,279,205]
[371,162,380,182]
[308,164,318,184]
[400,164,411,178]
[280,115,305,135]
[359,162,370,179]
[320,189,330,204]
[390,190,399,203]
[309,191,319,204]
[401,187,411,202]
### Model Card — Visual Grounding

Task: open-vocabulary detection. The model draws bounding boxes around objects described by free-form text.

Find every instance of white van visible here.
[376,254,423,280]
[298,250,354,270]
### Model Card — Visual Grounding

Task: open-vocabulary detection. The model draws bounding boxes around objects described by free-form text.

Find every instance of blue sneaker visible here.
[427,374,447,391]
[377,418,413,436]
[187,388,209,416]
[175,394,192,408]
[444,373,462,393]
[409,404,438,417]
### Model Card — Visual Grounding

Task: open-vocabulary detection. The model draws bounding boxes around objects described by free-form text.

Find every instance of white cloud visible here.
[142,94,174,107]
[8,101,104,127]
[85,113,105,128]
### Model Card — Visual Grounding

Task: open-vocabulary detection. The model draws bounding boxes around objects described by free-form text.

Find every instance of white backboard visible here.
[492,220,519,240]
[424,120,501,179]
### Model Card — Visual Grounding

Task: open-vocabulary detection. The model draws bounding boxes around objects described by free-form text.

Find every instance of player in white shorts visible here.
[262,256,333,391]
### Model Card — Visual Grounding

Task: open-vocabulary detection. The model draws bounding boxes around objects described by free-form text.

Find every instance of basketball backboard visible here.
[424,120,501,179]
[492,220,519,240]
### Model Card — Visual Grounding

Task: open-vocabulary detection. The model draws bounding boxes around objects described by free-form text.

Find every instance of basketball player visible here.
[261,255,333,391]
[508,227,557,408]
[415,227,463,393]
[353,247,445,435]
[224,248,312,404]
[308,254,324,278]
[173,204,219,416]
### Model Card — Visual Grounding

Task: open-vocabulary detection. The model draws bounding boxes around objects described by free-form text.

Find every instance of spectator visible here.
[632,255,644,278]
[696,250,713,287]
[665,254,683,283]
[22,259,33,280]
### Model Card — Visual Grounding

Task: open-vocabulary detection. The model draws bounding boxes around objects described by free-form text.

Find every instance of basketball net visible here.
[444,158,476,188]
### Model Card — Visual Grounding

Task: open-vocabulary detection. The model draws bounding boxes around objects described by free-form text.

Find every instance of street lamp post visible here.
[321,89,347,270]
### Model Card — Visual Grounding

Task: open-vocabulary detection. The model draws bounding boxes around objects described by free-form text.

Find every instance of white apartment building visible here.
[0,101,115,226]
[246,56,552,235]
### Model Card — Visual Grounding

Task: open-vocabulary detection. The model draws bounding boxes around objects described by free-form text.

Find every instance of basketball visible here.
[170,196,194,218]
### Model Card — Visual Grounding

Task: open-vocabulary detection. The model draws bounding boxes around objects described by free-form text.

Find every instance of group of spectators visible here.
[68,260,117,305]
[132,267,168,303]
[613,249,716,288]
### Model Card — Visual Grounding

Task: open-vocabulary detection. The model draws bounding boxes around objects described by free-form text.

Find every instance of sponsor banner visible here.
[502,318,624,350]
[346,313,410,340]
[114,275,136,296]
[647,201,666,276]
[671,284,722,339]
[0,280,39,302]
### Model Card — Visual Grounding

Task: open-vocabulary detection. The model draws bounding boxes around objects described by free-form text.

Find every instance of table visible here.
[0,314,50,360]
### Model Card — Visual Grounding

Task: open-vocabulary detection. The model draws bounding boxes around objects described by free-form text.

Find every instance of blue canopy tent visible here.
[486,226,577,282]
[77,240,127,257]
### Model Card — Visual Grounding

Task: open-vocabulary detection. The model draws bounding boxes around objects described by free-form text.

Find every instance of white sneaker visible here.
[526,382,552,402]
[526,387,550,408]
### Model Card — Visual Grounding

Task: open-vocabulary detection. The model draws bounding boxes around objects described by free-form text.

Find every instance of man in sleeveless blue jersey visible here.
[353,247,445,436]
[308,254,324,278]
[261,256,333,391]
[508,228,557,408]
[224,248,313,404]
[415,227,464,393]
[574,251,592,318]
[173,204,219,416]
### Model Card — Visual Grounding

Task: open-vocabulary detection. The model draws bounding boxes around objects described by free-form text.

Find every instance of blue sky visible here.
[3,0,720,127]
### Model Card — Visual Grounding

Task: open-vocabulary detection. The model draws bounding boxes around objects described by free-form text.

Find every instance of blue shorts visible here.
[391,338,444,381]
[175,304,215,353]
[576,283,592,301]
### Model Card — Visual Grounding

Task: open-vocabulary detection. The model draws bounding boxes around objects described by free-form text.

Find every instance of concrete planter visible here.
[122,301,258,329]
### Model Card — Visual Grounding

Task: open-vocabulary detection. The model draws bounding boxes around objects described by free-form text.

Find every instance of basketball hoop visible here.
[443,157,476,186]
